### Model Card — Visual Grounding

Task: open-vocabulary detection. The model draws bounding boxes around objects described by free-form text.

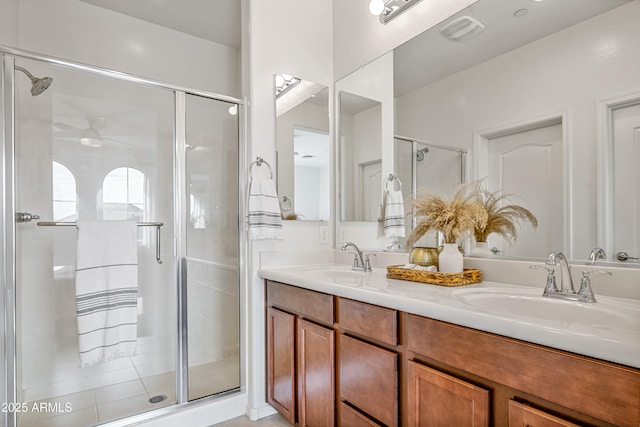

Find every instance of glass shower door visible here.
[184,93,240,400]
[12,56,177,426]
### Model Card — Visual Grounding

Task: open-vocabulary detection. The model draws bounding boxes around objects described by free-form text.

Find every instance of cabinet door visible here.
[509,400,581,427]
[298,319,335,427]
[267,307,296,425]
[340,334,398,426]
[407,361,489,427]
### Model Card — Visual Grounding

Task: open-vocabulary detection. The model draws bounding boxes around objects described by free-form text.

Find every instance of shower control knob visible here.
[15,212,40,223]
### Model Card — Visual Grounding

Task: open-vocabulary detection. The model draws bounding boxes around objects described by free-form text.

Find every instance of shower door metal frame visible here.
[0,45,246,427]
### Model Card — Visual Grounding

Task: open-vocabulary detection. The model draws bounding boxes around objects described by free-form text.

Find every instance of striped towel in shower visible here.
[383,189,406,238]
[247,178,283,240]
[75,220,138,367]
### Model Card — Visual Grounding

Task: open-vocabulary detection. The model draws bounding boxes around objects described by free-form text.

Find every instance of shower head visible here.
[15,65,53,96]
[416,146,429,161]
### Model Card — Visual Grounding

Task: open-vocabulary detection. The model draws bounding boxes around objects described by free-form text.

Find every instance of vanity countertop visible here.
[258,264,640,369]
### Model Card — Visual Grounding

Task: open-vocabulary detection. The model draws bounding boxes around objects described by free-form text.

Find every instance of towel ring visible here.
[250,157,273,180]
[385,174,402,192]
[280,196,292,212]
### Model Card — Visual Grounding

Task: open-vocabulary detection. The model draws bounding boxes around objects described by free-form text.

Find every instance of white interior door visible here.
[361,160,382,222]
[487,123,563,257]
[612,102,640,262]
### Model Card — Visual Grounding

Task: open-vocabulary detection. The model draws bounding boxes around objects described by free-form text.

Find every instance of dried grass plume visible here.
[406,183,488,247]
[470,181,537,244]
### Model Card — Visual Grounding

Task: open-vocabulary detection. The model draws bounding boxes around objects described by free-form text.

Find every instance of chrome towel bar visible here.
[36,221,164,264]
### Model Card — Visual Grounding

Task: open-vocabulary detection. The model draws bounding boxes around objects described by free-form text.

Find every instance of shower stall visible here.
[1,47,242,426]
[394,136,466,243]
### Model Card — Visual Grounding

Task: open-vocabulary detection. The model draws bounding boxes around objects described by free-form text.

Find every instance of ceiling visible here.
[79,0,241,49]
[394,0,631,96]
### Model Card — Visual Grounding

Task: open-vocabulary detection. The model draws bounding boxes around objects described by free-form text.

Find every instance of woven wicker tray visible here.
[386,265,482,286]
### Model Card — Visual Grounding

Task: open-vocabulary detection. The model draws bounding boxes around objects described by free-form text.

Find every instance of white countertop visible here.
[258,263,640,369]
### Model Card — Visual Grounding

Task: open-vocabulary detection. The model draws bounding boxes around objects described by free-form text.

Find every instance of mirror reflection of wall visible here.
[293,126,329,221]
[339,91,382,222]
[276,75,329,221]
[389,0,638,261]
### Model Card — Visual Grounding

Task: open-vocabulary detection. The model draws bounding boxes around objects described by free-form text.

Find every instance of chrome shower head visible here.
[15,65,53,96]
[416,146,429,161]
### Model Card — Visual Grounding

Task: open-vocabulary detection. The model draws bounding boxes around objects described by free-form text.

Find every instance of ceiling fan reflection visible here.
[54,117,134,148]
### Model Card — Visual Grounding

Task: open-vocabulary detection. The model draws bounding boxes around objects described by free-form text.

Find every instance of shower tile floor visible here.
[18,357,239,427]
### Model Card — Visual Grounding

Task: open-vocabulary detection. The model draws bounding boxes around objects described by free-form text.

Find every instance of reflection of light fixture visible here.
[79,126,103,148]
[369,0,423,24]
[275,73,301,98]
[228,104,238,115]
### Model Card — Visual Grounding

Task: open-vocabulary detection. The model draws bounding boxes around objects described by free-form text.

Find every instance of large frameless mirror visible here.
[334,0,639,263]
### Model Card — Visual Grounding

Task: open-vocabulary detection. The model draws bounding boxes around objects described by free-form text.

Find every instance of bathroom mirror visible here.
[275,74,329,221]
[334,0,639,262]
[338,91,382,222]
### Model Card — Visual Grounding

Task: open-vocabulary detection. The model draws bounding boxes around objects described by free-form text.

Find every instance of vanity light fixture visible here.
[369,0,424,24]
[275,73,301,98]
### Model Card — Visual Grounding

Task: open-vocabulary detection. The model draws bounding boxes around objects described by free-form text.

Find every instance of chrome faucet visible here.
[531,251,612,303]
[341,242,371,272]
[588,247,607,264]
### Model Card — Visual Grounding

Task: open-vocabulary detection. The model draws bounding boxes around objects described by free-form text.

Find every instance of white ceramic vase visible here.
[438,243,464,273]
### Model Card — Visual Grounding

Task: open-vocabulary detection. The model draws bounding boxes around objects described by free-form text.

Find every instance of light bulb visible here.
[369,0,384,16]
[275,74,285,88]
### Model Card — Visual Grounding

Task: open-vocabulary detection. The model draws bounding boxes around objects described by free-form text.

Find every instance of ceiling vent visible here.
[439,16,485,42]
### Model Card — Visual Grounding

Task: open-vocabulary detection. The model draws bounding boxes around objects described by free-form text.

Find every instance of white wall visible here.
[395,1,640,259]
[0,0,19,46]
[332,0,477,80]
[245,0,333,420]
[10,0,239,97]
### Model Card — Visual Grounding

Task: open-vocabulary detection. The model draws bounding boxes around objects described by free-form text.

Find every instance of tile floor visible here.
[210,413,291,427]
[18,357,239,427]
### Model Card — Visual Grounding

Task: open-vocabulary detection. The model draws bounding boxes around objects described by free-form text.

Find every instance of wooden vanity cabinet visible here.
[266,281,335,427]
[266,280,640,427]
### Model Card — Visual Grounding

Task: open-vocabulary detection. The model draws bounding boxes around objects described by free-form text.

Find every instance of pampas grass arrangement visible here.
[470,181,537,244]
[406,183,488,248]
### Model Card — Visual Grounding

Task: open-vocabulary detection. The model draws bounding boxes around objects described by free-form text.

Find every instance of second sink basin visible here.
[452,287,640,330]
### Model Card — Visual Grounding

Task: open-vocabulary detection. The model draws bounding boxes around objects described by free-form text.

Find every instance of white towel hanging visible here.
[75,220,138,367]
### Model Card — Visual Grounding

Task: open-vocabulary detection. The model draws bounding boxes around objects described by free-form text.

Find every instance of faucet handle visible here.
[530,265,559,295]
[578,270,612,303]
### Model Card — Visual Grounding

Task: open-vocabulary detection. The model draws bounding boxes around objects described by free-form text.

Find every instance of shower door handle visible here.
[15,212,40,223]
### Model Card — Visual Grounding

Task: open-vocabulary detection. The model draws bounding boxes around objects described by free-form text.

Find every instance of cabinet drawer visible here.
[340,402,383,427]
[508,400,581,427]
[338,298,397,345]
[339,334,397,427]
[267,280,333,325]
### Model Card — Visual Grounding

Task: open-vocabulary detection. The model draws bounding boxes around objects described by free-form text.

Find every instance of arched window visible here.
[52,161,77,221]
[102,167,146,221]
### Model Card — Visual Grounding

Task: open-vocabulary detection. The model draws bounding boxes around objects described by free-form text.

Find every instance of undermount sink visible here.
[452,287,640,329]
